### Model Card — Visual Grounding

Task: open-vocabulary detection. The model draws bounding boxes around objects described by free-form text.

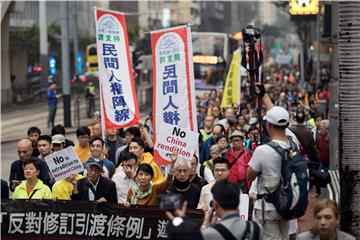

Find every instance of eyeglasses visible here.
[214,168,228,173]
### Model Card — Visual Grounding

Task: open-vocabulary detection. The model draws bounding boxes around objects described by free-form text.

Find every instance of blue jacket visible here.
[47,88,57,107]
[200,138,215,164]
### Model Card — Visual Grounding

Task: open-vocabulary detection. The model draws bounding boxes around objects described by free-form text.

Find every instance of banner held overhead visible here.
[95,8,140,130]
[150,25,198,165]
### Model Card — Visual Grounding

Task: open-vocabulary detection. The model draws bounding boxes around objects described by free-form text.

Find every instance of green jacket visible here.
[13,179,52,200]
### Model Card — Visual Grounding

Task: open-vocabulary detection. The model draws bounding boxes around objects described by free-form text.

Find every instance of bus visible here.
[86,44,98,73]
[192,32,239,90]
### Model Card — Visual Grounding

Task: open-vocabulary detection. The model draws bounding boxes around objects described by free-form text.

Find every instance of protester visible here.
[88,111,101,136]
[215,134,229,157]
[202,144,221,173]
[52,174,84,200]
[71,158,117,203]
[200,124,225,163]
[197,157,230,212]
[247,126,261,152]
[168,159,201,209]
[106,128,126,165]
[115,126,141,167]
[1,179,9,199]
[139,121,154,153]
[125,154,176,206]
[51,124,75,148]
[37,135,53,160]
[317,120,330,172]
[199,115,214,143]
[128,137,164,184]
[200,179,261,239]
[47,82,61,128]
[237,115,250,132]
[52,134,65,152]
[83,137,115,178]
[85,81,96,118]
[91,123,102,138]
[189,155,208,189]
[247,105,291,240]
[226,130,252,193]
[74,126,91,163]
[9,138,51,191]
[13,158,52,200]
[112,152,138,204]
[297,199,355,240]
[27,126,41,157]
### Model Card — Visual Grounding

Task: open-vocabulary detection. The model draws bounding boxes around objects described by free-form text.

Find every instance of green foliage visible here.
[126,22,139,44]
[48,22,61,38]
[79,34,96,49]
[10,25,39,65]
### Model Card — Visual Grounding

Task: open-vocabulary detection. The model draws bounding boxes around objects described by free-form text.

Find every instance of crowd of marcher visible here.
[1,63,355,240]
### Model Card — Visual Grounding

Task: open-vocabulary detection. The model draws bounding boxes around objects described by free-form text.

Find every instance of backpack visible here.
[263,137,309,220]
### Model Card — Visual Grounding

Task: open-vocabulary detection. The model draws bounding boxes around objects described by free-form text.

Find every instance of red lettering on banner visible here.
[166,136,187,147]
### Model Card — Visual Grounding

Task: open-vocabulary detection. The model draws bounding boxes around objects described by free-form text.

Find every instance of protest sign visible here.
[221,49,241,109]
[150,25,197,165]
[1,200,203,240]
[154,125,199,161]
[95,8,140,130]
[44,147,84,182]
[239,193,250,220]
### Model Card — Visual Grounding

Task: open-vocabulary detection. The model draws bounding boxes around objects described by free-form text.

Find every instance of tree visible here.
[338,1,360,238]
[10,25,39,65]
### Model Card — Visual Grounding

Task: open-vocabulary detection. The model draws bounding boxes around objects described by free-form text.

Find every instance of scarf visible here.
[130,183,152,205]
[174,177,191,191]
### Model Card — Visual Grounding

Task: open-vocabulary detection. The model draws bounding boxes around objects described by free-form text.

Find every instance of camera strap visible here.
[212,220,255,240]
[212,223,237,240]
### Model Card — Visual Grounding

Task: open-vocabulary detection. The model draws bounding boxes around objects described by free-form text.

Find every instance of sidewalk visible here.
[1,97,93,144]
[1,98,151,144]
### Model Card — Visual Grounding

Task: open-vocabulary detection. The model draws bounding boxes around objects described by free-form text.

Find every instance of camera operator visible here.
[166,179,261,240]
[247,126,261,152]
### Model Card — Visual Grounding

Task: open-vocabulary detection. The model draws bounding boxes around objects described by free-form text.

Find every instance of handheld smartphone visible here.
[157,194,183,211]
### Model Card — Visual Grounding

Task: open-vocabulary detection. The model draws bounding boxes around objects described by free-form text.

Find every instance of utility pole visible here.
[60,1,71,127]
[329,2,339,170]
[316,2,321,86]
[39,1,48,89]
[73,1,80,127]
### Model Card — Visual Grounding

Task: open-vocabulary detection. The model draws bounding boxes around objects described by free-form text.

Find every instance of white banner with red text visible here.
[154,125,199,161]
[95,8,140,130]
[150,25,198,165]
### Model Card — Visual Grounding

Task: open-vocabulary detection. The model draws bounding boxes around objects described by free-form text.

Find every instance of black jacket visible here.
[72,177,118,204]
[290,125,319,164]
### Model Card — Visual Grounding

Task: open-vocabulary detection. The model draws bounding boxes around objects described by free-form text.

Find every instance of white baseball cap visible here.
[263,106,289,126]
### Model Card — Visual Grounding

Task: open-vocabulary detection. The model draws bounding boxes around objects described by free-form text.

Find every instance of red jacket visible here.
[226,148,252,186]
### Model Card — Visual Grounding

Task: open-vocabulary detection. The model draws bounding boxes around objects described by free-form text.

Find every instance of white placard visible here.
[154,125,199,161]
[44,147,84,182]
[239,193,250,220]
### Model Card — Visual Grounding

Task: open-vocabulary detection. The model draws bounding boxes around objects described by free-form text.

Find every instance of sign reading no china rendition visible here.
[150,25,198,165]
[44,147,84,182]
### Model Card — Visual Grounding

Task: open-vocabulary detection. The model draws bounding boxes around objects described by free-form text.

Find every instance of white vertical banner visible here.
[95,8,140,130]
[150,25,198,165]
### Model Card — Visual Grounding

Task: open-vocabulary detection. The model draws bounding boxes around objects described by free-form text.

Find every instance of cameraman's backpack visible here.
[264,137,309,220]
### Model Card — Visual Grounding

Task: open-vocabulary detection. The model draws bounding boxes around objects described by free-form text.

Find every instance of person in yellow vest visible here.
[199,115,214,143]
[85,81,96,118]
[128,137,164,184]
[52,173,84,200]
[13,158,52,199]
[74,126,91,163]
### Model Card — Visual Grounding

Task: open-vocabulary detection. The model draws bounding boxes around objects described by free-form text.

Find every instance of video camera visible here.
[242,25,262,44]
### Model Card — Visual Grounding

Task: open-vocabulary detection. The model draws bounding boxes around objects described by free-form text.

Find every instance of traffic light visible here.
[49,55,57,75]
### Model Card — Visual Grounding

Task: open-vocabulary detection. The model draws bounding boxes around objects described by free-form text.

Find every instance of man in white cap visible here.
[52,134,65,152]
[247,84,295,240]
